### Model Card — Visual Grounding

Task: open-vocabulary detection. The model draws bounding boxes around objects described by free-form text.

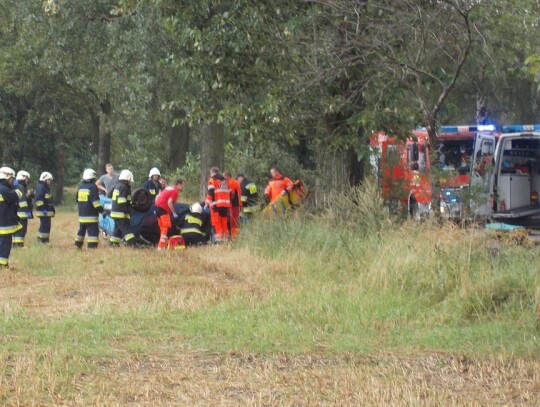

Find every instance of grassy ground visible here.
[1,208,539,405]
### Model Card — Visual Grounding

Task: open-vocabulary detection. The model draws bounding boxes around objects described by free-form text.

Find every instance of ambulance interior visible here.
[496,137,540,211]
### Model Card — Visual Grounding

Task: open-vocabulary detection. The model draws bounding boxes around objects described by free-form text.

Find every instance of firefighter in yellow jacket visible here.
[12,170,32,247]
[0,167,22,269]
[75,169,104,249]
[35,172,55,244]
[109,170,138,246]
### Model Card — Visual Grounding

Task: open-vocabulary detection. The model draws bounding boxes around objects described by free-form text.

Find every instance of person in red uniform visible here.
[154,178,185,249]
[205,167,231,243]
[223,171,242,237]
[264,167,294,203]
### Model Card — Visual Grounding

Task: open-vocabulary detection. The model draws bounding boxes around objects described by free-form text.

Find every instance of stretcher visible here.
[262,180,308,218]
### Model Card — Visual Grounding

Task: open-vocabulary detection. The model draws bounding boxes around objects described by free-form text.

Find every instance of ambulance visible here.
[435,124,499,219]
[489,124,540,228]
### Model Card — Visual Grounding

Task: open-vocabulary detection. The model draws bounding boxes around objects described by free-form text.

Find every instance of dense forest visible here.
[1,0,540,202]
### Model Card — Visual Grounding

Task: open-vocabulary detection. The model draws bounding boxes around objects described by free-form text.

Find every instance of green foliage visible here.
[166,152,202,201]
[2,0,540,200]
[525,53,540,92]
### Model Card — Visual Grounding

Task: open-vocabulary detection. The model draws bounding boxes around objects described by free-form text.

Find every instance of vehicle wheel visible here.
[132,188,153,212]
[410,198,421,221]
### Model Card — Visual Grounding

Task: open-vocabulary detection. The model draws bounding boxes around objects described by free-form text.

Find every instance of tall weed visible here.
[323,176,392,236]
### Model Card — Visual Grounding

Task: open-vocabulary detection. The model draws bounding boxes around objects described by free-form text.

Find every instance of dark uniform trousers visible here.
[0,235,13,267]
[38,217,51,243]
[12,218,27,247]
[110,218,136,246]
[75,223,100,249]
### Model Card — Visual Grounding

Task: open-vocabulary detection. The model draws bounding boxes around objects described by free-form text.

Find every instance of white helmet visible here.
[0,167,16,180]
[82,168,97,180]
[16,170,30,181]
[39,172,53,182]
[149,167,161,177]
[191,202,203,214]
[119,169,134,183]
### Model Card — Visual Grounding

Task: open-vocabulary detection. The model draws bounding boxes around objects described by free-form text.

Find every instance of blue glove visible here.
[42,210,48,216]
[12,179,19,187]
[172,212,178,219]
[281,190,287,196]
[26,212,32,218]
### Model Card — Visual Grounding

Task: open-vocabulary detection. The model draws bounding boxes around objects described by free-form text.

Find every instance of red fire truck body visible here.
[370,131,432,217]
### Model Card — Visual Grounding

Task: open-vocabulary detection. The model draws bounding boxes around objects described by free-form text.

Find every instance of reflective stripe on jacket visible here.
[111,181,132,219]
[76,180,103,223]
[34,181,55,218]
[0,180,22,235]
[206,175,231,208]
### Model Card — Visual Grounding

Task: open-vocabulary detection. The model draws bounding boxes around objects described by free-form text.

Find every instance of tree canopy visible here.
[1,0,539,202]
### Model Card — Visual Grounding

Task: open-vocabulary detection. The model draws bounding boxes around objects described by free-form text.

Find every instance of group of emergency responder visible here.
[0,163,294,268]
[0,167,55,268]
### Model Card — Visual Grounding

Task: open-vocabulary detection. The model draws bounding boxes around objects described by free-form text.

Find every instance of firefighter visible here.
[142,167,163,202]
[176,202,207,246]
[206,167,231,243]
[75,169,104,249]
[13,170,32,248]
[264,167,293,203]
[223,171,242,237]
[154,178,185,250]
[35,172,55,244]
[109,169,138,247]
[237,173,258,219]
[0,167,22,269]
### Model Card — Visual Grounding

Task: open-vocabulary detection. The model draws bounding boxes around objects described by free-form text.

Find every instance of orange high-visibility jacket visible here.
[206,175,231,208]
[227,178,242,208]
[264,175,293,203]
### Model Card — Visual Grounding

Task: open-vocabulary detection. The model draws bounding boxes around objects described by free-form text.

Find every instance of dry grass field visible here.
[1,210,539,405]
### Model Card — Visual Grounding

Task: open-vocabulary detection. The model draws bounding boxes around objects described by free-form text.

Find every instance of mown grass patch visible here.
[1,200,540,404]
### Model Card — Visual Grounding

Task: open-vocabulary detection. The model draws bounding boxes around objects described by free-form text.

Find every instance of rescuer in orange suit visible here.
[223,171,242,237]
[205,167,231,243]
[264,167,294,203]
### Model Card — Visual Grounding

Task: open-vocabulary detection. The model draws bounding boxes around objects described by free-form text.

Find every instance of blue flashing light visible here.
[440,124,497,133]
[502,124,540,133]
[477,124,496,132]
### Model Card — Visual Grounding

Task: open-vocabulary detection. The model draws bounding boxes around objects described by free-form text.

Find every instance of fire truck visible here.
[370,131,432,219]
[370,124,499,219]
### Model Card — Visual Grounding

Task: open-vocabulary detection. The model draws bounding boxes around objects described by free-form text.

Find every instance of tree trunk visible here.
[475,93,489,124]
[316,115,364,201]
[168,110,190,171]
[316,147,361,190]
[200,122,225,199]
[2,96,27,165]
[98,100,112,174]
[89,107,100,161]
[55,143,65,205]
